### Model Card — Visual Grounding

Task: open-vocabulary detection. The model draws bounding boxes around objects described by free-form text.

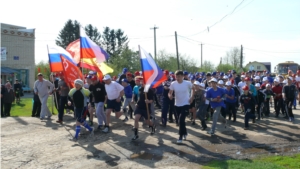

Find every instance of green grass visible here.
[10,96,58,116]
[202,154,300,169]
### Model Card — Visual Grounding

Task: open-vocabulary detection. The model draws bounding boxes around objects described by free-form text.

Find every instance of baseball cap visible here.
[206,73,211,76]
[212,72,217,76]
[209,78,218,83]
[274,78,279,83]
[245,77,250,81]
[122,78,128,83]
[37,73,43,76]
[223,75,228,79]
[262,77,268,81]
[288,76,293,81]
[91,76,98,81]
[103,75,111,80]
[74,79,84,86]
[255,83,261,87]
[225,81,232,86]
[241,75,246,78]
[266,84,271,87]
[163,70,169,75]
[122,68,128,74]
[193,81,201,86]
[254,76,260,80]
[218,80,224,85]
[242,85,249,90]
[183,71,189,75]
[200,83,205,88]
[89,71,96,75]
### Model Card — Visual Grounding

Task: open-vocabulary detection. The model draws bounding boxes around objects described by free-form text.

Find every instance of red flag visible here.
[38,67,41,73]
[60,55,83,88]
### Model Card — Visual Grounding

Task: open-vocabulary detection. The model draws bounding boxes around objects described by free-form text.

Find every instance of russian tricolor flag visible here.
[48,45,77,72]
[139,45,167,92]
[80,27,109,63]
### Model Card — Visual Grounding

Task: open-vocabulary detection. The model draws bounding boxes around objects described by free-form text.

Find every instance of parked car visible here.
[22,85,32,93]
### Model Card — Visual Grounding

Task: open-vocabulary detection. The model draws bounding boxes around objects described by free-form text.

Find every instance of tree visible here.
[56,19,80,48]
[85,24,101,45]
[222,47,242,69]
[216,63,235,73]
[199,60,215,72]
[101,27,128,61]
[35,61,51,80]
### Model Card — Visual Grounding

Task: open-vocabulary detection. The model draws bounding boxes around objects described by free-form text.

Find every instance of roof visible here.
[259,62,271,66]
[1,67,19,74]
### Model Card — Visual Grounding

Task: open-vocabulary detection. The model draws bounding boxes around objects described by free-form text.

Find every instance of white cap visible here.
[255,83,261,87]
[209,78,218,83]
[194,81,201,86]
[218,80,224,85]
[74,79,84,86]
[103,74,111,80]
[274,78,280,83]
[200,83,205,88]
[282,80,287,84]
[223,75,228,79]
[88,71,96,75]
[241,75,246,78]
[266,84,271,87]
[225,81,232,86]
[288,76,293,81]
[254,76,260,80]
[262,77,268,81]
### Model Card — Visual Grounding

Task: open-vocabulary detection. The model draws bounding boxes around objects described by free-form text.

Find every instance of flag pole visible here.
[144,93,150,121]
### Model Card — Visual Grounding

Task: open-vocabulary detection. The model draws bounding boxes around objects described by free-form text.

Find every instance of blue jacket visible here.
[124,85,132,98]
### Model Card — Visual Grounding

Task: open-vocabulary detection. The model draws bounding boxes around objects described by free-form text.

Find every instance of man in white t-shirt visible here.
[168,70,193,144]
[102,75,124,133]
[238,75,246,94]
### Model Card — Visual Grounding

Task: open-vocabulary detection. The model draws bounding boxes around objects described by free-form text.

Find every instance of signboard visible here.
[13,56,19,60]
[1,47,7,61]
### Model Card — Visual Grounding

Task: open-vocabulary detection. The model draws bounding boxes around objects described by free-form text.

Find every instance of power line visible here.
[186,0,246,37]
[244,47,300,53]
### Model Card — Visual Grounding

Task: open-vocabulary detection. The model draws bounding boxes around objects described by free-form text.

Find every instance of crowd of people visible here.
[2,68,299,144]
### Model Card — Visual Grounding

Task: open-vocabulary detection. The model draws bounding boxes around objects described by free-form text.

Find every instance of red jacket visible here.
[272,85,282,100]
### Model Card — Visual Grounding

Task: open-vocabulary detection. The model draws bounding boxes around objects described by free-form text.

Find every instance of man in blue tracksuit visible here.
[240,85,257,130]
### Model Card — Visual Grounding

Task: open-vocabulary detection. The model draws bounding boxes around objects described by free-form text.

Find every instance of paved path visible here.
[1,106,300,169]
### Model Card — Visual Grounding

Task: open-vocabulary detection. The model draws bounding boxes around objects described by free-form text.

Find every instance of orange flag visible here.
[60,55,83,88]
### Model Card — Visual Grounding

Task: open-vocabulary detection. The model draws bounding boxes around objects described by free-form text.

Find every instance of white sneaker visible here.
[89,127,94,137]
[207,130,215,135]
[177,139,183,144]
[183,135,187,140]
[102,127,109,133]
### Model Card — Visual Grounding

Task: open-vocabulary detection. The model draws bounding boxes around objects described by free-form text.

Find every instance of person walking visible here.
[206,78,227,135]
[68,79,94,141]
[56,73,69,124]
[3,82,15,116]
[31,92,41,117]
[168,70,193,143]
[13,79,22,103]
[240,85,257,130]
[282,77,298,122]
[102,75,124,133]
[33,73,54,120]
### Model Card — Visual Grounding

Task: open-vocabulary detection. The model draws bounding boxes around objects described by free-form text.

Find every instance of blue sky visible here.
[1,0,299,72]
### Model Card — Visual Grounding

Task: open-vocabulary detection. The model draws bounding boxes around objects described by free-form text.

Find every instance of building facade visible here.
[1,23,35,89]
[245,61,271,73]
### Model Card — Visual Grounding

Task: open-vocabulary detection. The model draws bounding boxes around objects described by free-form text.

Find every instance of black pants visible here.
[175,105,189,137]
[4,103,12,116]
[32,100,41,117]
[58,96,68,121]
[285,99,294,118]
[274,98,284,116]
[53,92,60,111]
[1,99,4,117]
[264,99,270,116]
[256,102,262,119]
[226,102,237,121]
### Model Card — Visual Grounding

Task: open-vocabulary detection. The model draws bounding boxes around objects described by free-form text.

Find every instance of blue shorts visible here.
[107,99,121,112]
[75,107,88,122]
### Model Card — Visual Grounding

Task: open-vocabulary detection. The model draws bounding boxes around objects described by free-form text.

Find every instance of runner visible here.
[68,79,94,141]
[132,77,156,140]
[168,70,193,143]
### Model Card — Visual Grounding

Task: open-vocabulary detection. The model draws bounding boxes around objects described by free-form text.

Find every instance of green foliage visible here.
[35,61,51,80]
[199,60,215,73]
[107,47,140,76]
[101,27,128,61]
[85,24,101,45]
[56,19,80,49]
[216,64,235,73]
[203,154,300,169]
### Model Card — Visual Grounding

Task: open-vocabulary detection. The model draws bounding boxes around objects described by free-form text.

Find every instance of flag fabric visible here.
[60,55,83,88]
[48,45,77,72]
[66,38,114,74]
[139,45,167,92]
[80,27,110,64]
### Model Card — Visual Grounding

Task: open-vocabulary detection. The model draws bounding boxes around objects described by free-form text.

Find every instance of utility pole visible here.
[175,31,180,70]
[240,45,243,68]
[201,43,203,68]
[150,25,159,61]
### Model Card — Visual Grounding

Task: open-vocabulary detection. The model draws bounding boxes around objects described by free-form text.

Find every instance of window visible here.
[257,66,261,70]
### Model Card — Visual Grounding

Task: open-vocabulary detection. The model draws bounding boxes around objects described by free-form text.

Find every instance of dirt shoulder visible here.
[1,107,300,169]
